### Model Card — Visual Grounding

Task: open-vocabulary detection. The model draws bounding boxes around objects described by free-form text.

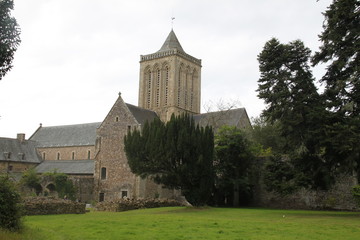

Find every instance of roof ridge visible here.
[40,122,102,128]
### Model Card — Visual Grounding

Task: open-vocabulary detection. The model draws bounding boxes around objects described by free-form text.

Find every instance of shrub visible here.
[0,176,22,231]
[351,185,360,208]
[20,169,42,195]
[43,172,76,200]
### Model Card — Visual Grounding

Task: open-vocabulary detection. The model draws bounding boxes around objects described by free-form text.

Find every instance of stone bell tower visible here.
[138,29,202,122]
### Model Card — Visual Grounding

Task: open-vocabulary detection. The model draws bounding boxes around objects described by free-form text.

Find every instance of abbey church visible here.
[0,30,251,202]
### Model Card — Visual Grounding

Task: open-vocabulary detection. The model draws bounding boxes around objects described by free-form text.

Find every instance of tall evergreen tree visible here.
[0,0,21,80]
[257,38,331,189]
[312,0,360,180]
[124,114,214,206]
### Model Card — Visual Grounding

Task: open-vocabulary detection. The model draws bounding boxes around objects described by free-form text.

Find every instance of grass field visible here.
[1,207,359,240]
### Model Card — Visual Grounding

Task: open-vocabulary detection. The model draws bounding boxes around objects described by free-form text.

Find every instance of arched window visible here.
[146,69,152,108]
[191,70,198,111]
[101,167,107,180]
[165,66,169,106]
[57,152,60,160]
[177,67,182,106]
[72,152,75,160]
[87,150,91,160]
[156,68,161,107]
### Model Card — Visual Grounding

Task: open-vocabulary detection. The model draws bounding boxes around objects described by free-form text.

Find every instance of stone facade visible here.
[37,146,95,161]
[139,30,202,122]
[94,94,179,202]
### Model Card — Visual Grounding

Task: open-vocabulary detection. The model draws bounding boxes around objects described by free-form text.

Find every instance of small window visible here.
[115,116,119,122]
[101,167,107,180]
[18,153,26,160]
[127,125,131,132]
[8,165,13,172]
[99,193,105,202]
[42,152,46,160]
[87,150,91,159]
[121,191,128,198]
[57,152,61,160]
[72,152,75,160]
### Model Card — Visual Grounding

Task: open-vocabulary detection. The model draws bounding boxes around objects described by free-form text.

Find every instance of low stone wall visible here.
[23,197,86,215]
[95,198,184,212]
[254,174,358,211]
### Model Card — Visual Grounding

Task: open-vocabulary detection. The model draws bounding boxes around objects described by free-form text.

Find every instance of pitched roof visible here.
[157,29,185,53]
[0,138,41,163]
[126,103,158,125]
[35,160,94,175]
[29,122,101,147]
[193,108,250,129]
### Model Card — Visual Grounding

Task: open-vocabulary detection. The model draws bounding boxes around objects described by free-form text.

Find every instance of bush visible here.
[351,185,360,208]
[43,172,76,200]
[0,176,22,231]
[20,169,42,195]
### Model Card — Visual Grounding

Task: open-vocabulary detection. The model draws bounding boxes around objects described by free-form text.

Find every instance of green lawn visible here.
[1,207,360,240]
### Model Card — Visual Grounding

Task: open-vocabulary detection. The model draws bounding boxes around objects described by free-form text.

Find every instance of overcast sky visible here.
[0,0,332,138]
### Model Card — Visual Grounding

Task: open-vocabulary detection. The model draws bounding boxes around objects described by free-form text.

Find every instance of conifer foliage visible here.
[0,0,21,80]
[124,114,214,206]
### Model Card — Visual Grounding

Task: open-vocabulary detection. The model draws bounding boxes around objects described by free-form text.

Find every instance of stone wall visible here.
[254,171,358,211]
[94,95,138,201]
[37,145,96,161]
[68,175,94,203]
[0,161,37,174]
[95,198,184,212]
[24,197,86,215]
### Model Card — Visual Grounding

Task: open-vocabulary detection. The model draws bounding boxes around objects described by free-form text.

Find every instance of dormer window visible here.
[3,152,11,159]
[18,153,26,160]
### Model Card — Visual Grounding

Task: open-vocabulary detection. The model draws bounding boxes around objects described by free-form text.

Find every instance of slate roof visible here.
[157,29,185,53]
[126,103,158,125]
[193,108,250,128]
[0,138,41,163]
[35,160,94,175]
[29,122,101,148]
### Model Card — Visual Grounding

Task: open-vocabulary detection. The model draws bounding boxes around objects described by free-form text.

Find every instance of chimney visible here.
[17,133,25,142]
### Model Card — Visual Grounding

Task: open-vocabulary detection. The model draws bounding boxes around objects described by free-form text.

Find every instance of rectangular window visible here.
[99,193,105,202]
[121,191,128,198]
[57,152,60,160]
[72,152,75,160]
[8,165,13,172]
[42,152,46,160]
[87,150,91,159]
[101,167,107,180]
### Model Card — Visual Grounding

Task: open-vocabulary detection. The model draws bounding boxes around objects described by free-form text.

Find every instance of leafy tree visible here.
[43,172,77,200]
[124,114,214,206]
[214,126,254,207]
[20,168,42,195]
[312,0,360,181]
[0,176,22,231]
[250,116,285,155]
[0,0,21,80]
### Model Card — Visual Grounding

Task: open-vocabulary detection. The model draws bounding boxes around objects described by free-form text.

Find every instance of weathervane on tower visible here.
[171,17,175,29]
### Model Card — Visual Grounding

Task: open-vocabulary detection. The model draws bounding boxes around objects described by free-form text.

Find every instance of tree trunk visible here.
[233,181,239,207]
